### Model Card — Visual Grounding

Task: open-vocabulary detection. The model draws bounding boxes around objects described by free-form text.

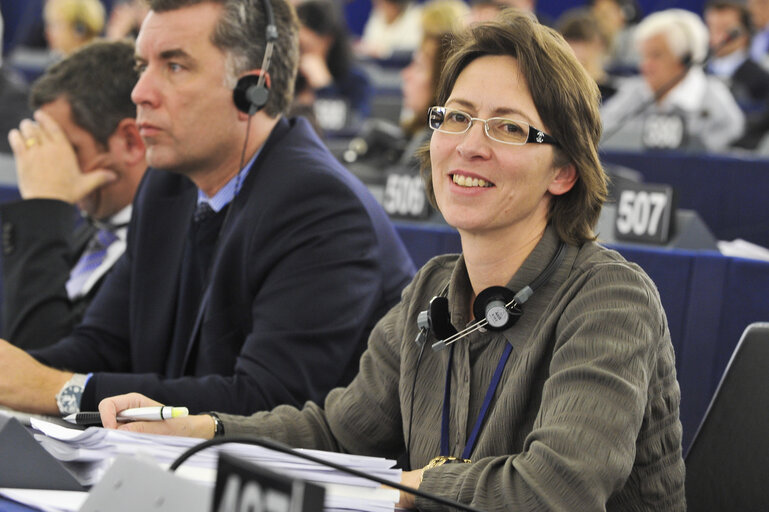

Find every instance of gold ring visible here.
[24,138,37,148]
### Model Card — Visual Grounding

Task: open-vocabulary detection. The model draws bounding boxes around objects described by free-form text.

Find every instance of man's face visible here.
[705,7,748,58]
[132,3,244,179]
[40,98,134,220]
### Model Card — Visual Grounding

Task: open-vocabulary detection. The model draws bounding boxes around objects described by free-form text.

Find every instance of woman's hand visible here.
[98,392,215,439]
[396,468,425,509]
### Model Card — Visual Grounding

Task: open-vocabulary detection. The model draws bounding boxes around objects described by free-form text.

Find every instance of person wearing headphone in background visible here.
[1,40,145,351]
[556,8,620,103]
[99,10,685,511]
[0,0,414,421]
[44,0,106,56]
[600,8,745,153]
[705,0,769,150]
[342,0,467,201]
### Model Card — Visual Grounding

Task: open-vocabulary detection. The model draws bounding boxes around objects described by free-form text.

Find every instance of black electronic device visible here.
[417,242,567,351]
[613,181,676,244]
[232,0,278,115]
[596,203,718,251]
[170,435,485,512]
[0,416,85,491]
[685,323,769,511]
[214,452,324,512]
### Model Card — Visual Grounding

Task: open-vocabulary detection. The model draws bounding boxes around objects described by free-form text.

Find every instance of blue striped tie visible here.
[66,228,119,298]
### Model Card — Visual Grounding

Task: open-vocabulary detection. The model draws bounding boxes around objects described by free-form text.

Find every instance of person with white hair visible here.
[600,8,745,152]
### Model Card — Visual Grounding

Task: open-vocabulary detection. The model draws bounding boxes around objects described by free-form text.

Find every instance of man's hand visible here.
[99,393,215,439]
[298,53,333,89]
[7,110,117,203]
[0,339,72,414]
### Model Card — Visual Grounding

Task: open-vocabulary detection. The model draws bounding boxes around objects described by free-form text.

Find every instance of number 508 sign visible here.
[613,182,676,244]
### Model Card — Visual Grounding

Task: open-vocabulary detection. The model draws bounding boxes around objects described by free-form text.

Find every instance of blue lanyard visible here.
[440,342,513,459]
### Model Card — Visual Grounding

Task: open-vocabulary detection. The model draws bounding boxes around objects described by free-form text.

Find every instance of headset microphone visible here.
[233,0,279,115]
[420,242,565,351]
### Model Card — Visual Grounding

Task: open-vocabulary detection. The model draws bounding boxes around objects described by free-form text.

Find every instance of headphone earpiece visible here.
[232,0,278,116]
[417,242,567,350]
[233,73,270,115]
[473,286,521,331]
[428,296,458,340]
[73,19,88,37]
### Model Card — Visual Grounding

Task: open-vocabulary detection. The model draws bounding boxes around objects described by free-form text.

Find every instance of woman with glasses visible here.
[99,10,685,511]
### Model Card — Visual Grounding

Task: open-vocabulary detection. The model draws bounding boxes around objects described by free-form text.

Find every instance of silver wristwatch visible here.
[55,373,89,415]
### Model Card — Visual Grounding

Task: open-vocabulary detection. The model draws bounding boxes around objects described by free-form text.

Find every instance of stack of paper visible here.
[24,418,401,512]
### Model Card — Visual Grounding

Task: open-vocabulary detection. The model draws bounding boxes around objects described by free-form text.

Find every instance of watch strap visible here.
[207,412,225,437]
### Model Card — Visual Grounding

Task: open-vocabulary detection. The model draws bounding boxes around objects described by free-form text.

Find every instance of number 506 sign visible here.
[613,182,676,244]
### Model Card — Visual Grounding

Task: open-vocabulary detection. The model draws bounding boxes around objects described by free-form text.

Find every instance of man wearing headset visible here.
[0,0,415,418]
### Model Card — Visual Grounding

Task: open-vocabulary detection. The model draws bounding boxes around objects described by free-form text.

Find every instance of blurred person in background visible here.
[557,7,619,102]
[357,0,422,59]
[467,0,551,26]
[346,0,467,175]
[589,0,641,71]
[600,9,744,152]
[44,0,106,56]
[292,0,372,134]
[748,0,769,66]
[105,0,150,41]
[400,0,469,141]
[705,0,769,149]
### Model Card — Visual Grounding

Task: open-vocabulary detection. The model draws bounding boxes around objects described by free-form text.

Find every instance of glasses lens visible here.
[488,118,528,144]
[428,107,445,130]
[442,109,471,133]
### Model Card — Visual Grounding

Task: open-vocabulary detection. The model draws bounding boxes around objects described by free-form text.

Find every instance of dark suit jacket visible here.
[31,117,416,414]
[0,199,98,349]
[729,58,769,149]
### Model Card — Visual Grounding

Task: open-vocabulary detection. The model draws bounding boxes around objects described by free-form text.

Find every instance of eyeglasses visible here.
[428,106,560,147]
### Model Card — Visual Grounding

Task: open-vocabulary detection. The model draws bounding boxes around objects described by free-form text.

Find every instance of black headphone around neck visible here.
[415,242,566,351]
[232,0,279,115]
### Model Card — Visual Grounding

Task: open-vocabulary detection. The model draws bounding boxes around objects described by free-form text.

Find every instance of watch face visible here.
[56,384,84,415]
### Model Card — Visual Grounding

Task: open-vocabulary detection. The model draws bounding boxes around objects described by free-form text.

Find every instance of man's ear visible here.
[110,118,146,167]
[548,163,578,196]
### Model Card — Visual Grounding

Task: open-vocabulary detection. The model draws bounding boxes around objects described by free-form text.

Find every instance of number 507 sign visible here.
[613,182,676,245]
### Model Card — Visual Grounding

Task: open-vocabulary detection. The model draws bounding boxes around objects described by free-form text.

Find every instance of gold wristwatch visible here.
[424,455,472,470]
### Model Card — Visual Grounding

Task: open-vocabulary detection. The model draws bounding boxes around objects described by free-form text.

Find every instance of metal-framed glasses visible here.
[428,106,560,147]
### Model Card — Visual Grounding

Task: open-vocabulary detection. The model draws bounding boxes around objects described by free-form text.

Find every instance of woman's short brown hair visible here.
[420,9,607,246]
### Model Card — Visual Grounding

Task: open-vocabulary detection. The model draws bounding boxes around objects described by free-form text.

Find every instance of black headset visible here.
[415,242,566,351]
[232,0,279,115]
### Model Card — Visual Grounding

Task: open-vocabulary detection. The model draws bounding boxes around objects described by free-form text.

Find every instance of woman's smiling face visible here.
[429,55,573,239]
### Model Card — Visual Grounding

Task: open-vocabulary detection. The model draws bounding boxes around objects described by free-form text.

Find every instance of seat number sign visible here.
[382,173,430,219]
[614,182,675,244]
